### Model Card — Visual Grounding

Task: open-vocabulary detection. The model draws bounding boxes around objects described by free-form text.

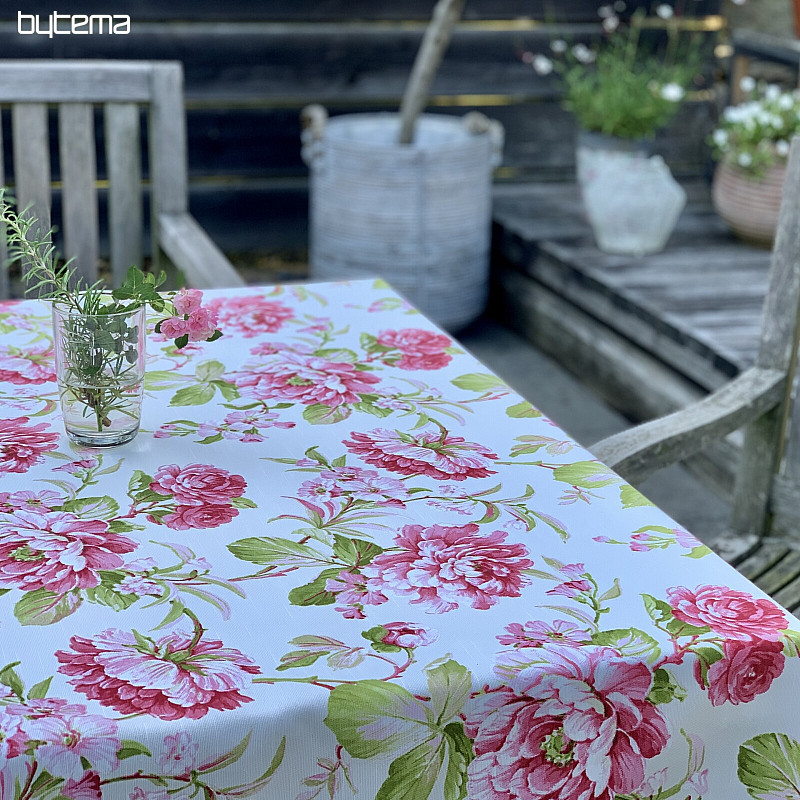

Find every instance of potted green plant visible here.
[0,193,222,447]
[529,3,700,255]
[710,79,800,247]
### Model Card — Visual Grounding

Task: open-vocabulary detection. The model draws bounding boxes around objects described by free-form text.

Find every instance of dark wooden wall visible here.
[0,1,723,253]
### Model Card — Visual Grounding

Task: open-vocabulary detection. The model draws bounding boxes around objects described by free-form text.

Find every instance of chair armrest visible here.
[157,212,246,289]
[591,366,786,483]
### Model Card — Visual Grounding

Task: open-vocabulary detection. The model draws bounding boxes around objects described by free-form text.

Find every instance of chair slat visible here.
[58,103,99,286]
[12,103,51,282]
[732,137,800,535]
[105,103,143,284]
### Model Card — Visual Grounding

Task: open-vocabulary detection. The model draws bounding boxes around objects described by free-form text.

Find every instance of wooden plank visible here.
[58,103,99,286]
[149,63,187,217]
[158,212,245,289]
[11,103,51,281]
[732,138,800,537]
[104,103,143,283]
[0,62,151,102]
[752,550,800,596]
[592,367,786,484]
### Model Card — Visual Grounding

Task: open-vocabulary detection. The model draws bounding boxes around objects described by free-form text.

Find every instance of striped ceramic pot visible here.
[712,159,786,248]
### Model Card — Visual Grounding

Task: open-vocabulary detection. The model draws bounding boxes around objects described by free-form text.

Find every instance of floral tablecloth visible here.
[0,280,799,800]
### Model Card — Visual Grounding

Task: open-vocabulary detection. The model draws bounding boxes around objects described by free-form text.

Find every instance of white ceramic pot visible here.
[576,132,687,256]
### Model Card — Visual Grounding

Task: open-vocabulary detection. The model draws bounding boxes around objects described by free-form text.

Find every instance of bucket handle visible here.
[300,104,328,167]
[462,111,505,168]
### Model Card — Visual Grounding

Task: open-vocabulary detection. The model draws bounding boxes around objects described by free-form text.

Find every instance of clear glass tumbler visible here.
[52,301,146,447]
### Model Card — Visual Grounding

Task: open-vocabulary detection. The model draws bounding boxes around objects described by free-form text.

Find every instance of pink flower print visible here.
[559,562,586,579]
[61,772,101,800]
[158,316,189,340]
[159,731,199,775]
[0,416,59,474]
[161,504,239,530]
[319,467,408,504]
[53,458,98,474]
[150,463,247,505]
[124,557,158,573]
[28,714,120,779]
[546,579,592,598]
[0,710,25,760]
[234,353,380,408]
[376,328,453,370]
[326,570,389,608]
[298,475,344,502]
[118,575,162,596]
[667,585,787,640]
[0,510,137,593]
[56,627,260,720]
[368,523,533,613]
[206,295,293,337]
[6,698,87,720]
[379,622,438,649]
[705,639,785,706]
[344,426,498,481]
[497,620,590,648]
[172,288,203,316]
[186,307,220,342]
[0,490,61,512]
[466,647,669,800]
[0,345,56,385]
[223,409,294,440]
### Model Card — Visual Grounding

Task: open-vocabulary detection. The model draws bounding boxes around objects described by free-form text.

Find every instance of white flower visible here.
[597,4,615,17]
[614,0,626,9]
[739,75,756,94]
[779,93,794,110]
[712,129,728,146]
[656,4,674,18]
[776,139,791,157]
[602,15,620,31]
[532,54,554,75]
[660,83,685,102]
[572,43,596,64]
[738,152,753,167]
[551,39,567,53]
[766,84,781,102]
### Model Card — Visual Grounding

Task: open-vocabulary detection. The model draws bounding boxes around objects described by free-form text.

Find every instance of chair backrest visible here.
[0,60,189,298]
[592,135,800,545]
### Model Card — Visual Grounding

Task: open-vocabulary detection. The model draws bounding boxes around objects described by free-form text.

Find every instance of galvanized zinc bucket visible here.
[302,112,503,331]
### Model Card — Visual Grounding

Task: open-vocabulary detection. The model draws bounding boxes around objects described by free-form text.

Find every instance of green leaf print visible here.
[325,681,434,759]
[506,400,542,418]
[302,403,353,425]
[376,737,447,800]
[170,383,216,406]
[552,461,620,489]
[451,373,506,392]
[0,662,24,700]
[332,536,384,568]
[426,660,472,725]
[228,537,328,567]
[61,495,120,520]
[288,568,343,606]
[642,593,675,624]
[619,484,654,509]
[591,628,661,664]
[195,360,225,382]
[739,733,800,800]
[443,722,474,800]
[117,739,153,760]
[14,589,82,626]
[647,668,687,705]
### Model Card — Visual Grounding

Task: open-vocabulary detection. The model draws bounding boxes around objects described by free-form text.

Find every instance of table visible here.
[0,280,798,800]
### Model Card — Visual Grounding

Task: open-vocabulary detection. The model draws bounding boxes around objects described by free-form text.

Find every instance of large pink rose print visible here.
[205,295,293,337]
[376,328,453,370]
[0,416,59,474]
[367,523,532,613]
[465,646,669,800]
[56,627,260,720]
[344,425,497,481]
[234,353,380,408]
[0,510,137,593]
[667,585,787,640]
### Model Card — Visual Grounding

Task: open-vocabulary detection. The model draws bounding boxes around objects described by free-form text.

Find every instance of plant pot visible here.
[711,159,786,248]
[576,131,687,256]
[52,301,146,447]
[303,112,503,331]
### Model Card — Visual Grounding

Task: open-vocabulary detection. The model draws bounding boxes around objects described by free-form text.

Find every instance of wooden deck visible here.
[491,181,772,495]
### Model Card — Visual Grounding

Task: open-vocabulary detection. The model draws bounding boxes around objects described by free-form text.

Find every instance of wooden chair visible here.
[591,136,800,609]
[0,60,245,297]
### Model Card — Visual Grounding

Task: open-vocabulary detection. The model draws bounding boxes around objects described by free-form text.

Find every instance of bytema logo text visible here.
[18,11,131,36]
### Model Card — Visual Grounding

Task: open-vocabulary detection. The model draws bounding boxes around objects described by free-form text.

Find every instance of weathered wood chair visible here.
[0,60,245,297]
[592,135,800,610]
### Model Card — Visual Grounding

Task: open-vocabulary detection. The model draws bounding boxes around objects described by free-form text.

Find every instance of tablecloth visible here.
[0,280,798,800]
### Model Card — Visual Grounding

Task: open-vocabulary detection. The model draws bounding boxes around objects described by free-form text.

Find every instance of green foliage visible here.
[738,732,800,800]
[551,11,700,140]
